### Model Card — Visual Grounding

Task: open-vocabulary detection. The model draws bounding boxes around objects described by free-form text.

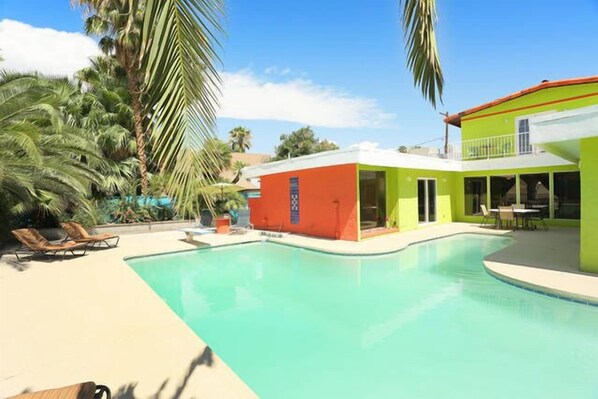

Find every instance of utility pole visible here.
[439,111,449,154]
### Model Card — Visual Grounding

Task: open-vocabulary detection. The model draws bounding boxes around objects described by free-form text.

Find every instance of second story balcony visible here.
[447,132,543,161]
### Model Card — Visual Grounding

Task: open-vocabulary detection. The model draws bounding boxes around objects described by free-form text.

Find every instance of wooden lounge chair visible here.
[12,228,88,261]
[7,381,111,399]
[61,222,120,248]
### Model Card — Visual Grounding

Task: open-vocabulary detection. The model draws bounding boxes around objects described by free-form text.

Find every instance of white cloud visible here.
[0,19,100,77]
[219,70,396,129]
[264,65,278,75]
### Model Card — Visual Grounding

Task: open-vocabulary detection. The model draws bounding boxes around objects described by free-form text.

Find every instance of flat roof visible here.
[445,76,598,127]
[242,144,573,178]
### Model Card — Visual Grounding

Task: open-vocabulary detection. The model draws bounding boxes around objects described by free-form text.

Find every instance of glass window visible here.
[519,173,550,218]
[464,177,487,215]
[490,175,516,208]
[517,118,531,154]
[554,172,580,219]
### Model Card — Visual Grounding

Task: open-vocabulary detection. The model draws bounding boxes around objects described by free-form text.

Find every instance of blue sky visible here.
[1,0,597,154]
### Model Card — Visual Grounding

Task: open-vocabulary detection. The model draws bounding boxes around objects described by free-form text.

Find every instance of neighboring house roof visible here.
[445,76,598,127]
[221,152,270,190]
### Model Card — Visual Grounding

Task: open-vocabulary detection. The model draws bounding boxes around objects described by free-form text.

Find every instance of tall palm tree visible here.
[74,0,150,193]
[228,126,252,153]
[75,0,224,216]
[400,0,444,108]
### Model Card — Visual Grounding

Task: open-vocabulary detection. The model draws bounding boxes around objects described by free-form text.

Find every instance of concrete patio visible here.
[1,223,596,398]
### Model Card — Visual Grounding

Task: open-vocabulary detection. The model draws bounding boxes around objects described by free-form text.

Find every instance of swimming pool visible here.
[128,234,598,398]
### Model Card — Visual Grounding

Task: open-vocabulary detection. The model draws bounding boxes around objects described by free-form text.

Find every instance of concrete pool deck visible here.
[1,223,596,398]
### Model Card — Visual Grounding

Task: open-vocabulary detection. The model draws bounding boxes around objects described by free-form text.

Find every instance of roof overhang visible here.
[242,145,574,179]
[529,105,598,163]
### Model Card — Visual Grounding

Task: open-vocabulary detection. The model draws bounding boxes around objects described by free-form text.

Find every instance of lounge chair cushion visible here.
[7,382,97,399]
[61,223,118,242]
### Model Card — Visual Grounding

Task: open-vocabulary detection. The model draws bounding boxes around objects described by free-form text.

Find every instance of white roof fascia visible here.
[242,147,574,179]
[356,149,460,171]
[242,147,361,179]
[242,147,461,178]
[529,105,598,145]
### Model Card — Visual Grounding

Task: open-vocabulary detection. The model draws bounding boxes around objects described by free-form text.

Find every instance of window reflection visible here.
[464,177,487,215]
[519,174,550,218]
[490,175,516,208]
[554,172,580,219]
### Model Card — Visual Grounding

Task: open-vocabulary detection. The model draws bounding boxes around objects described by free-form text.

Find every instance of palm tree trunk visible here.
[126,69,149,195]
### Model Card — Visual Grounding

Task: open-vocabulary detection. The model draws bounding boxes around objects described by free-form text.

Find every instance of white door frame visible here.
[418,178,437,224]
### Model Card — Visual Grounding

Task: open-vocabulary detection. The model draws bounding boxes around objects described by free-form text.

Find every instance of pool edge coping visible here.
[483,264,598,307]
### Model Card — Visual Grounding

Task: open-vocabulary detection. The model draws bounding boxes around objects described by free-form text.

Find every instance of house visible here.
[243,76,598,272]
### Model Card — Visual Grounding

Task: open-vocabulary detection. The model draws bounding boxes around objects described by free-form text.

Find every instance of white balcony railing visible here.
[446,132,543,161]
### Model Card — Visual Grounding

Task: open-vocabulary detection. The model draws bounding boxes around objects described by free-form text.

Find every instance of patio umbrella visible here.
[199,182,243,198]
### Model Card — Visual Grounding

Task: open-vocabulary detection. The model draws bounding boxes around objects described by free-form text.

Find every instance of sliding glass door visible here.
[359,171,386,230]
[418,179,437,223]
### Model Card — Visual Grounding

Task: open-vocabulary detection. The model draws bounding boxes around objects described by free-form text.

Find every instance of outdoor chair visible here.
[11,228,88,261]
[512,204,525,209]
[199,209,214,228]
[7,381,111,399]
[479,204,496,228]
[61,222,119,248]
[230,208,254,235]
[498,206,516,230]
[529,209,549,231]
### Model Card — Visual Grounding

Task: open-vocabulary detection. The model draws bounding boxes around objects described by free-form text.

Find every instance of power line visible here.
[413,136,444,147]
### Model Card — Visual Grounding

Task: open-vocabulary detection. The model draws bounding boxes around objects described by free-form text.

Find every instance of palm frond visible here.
[400,0,444,108]
[141,0,224,213]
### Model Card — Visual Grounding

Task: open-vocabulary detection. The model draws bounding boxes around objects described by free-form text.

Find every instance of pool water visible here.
[128,235,598,399]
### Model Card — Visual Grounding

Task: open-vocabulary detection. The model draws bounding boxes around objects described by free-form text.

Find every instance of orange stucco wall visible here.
[248,164,359,240]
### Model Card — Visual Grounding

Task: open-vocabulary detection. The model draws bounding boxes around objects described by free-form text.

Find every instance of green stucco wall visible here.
[580,137,598,272]
[396,168,454,231]
[461,83,598,142]
[357,164,454,236]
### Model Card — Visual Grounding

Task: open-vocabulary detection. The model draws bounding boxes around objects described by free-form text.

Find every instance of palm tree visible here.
[75,0,224,216]
[400,0,444,108]
[228,126,252,153]
[0,72,102,233]
[202,138,232,180]
[74,0,151,193]
[231,160,248,184]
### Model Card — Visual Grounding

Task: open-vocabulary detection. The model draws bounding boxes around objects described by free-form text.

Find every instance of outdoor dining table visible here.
[490,208,540,230]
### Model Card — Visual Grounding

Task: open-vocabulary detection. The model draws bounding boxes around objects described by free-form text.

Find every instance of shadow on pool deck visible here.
[112,346,214,399]
[485,227,596,277]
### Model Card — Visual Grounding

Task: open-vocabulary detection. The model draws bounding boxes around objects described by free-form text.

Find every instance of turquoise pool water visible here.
[128,235,598,398]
